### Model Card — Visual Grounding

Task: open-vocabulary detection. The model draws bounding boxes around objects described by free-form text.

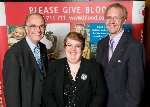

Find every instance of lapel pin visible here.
[117,60,121,63]
[81,73,87,80]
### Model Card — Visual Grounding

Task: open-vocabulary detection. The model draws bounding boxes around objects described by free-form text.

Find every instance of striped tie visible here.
[109,39,115,61]
[34,46,42,71]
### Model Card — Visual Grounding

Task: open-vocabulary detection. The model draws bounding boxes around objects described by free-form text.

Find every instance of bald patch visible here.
[25,13,45,25]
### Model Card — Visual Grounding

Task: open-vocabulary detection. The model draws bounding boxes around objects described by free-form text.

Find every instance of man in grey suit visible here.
[96,3,145,107]
[3,13,48,107]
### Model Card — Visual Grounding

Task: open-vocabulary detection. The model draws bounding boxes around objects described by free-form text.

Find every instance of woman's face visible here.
[14,28,25,39]
[65,38,82,64]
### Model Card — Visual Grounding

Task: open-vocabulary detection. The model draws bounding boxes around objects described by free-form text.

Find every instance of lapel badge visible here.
[117,60,122,63]
[81,73,87,80]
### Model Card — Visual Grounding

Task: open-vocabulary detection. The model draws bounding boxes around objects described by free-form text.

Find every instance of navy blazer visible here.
[96,31,145,107]
[3,38,48,107]
[43,58,107,107]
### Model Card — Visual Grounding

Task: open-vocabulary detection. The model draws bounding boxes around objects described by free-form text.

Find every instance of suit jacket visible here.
[3,38,48,107]
[96,31,145,107]
[43,58,107,107]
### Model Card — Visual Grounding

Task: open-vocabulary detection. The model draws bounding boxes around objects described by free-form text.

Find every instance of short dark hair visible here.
[64,32,85,50]
[104,3,128,19]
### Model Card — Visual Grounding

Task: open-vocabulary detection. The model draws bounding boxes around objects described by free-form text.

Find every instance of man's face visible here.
[105,7,126,36]
[25,15,45,44]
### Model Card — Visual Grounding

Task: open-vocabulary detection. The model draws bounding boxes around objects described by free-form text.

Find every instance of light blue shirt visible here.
[25,37,41,59]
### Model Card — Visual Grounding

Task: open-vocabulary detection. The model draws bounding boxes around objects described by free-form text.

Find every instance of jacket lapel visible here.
[75,59,88,96]
[103,37,110,65]
[39,43,47,76]
[109,32,129,64]
[56,58,66,106]
[23,38,43,74]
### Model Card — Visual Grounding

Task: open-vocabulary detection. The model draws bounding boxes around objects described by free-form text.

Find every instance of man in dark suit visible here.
[3,13,48,107]
[96,3,145,107]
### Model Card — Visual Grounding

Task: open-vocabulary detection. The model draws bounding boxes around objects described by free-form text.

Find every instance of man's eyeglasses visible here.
[105,16,124,21]
[26,24,46,30]
[65,44,82,49]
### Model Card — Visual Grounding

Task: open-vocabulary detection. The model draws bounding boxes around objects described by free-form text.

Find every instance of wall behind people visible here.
[0,1,146,107]
[4,1,144,58]
[0,3,7,107]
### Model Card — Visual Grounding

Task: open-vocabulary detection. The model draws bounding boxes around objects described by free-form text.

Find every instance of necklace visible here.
[70,71,77,81]
[66,61,81,81]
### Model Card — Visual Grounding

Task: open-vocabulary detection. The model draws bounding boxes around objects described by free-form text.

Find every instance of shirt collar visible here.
[109,30,124,42]
[26,36,39,53]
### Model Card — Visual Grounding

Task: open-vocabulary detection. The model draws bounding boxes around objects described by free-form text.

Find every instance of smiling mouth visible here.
[108,23,116,26]
[34,33,42,36]
[70,52,76,54]
[108,25,118,29]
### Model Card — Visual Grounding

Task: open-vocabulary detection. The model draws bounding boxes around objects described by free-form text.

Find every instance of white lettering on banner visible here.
[29,6,59,14]
[85,6,106,14]
[58,16,66,20]
[27,5,107,22]
[28,6,106,15]
[44,15,56,21]
[43,15,66,21]
[69,15,104,21]
[62,7,81,14]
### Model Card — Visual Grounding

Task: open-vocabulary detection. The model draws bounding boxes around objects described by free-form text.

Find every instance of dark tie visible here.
[34,46,42,71]
[109,39,114,61]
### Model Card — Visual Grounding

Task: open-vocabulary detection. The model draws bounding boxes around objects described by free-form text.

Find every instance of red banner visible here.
[0,26,7,107]
[5,2,132,25]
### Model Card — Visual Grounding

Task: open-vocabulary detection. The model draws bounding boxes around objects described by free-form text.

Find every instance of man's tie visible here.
[109,38,115,61]
[34,46,43,71]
